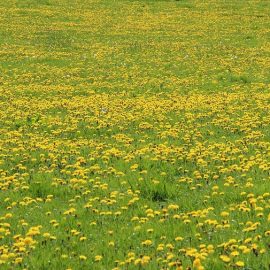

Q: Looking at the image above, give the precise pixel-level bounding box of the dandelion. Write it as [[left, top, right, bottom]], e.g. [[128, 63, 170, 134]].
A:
[[95, 255, 103, 262], [220, 255, 230, 263], [235, 261, 245, 267]]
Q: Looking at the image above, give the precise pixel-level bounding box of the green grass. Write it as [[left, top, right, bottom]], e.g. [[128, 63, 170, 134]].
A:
[[0, 0, 269, 269]]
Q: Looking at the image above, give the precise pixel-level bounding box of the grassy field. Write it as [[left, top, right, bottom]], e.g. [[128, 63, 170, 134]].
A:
[[0, 0, 270, 269]]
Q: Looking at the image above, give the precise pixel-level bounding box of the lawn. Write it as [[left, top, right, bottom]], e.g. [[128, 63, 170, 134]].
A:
[[0, 0, 269, 269]]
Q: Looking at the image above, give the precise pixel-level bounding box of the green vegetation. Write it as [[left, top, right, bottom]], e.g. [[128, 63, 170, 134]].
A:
[[0, 0, 269, 269]]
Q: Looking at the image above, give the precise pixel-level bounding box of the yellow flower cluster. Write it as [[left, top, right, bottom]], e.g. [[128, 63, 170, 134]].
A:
[[0, 0, 269, 269]]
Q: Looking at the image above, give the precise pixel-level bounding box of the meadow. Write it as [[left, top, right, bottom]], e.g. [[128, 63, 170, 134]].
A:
[[0, 0, 270, 269]]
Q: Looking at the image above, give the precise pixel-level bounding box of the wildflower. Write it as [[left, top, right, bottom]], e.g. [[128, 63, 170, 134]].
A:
[[141, 240, 152, 246], [235, 261, 245, 267], [95, 255, 103, 262], [79, 255, 87, 261], [220, 255, 230, 263]]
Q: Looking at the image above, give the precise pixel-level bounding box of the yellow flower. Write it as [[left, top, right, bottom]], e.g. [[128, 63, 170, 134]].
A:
[[193, 258, 202, 269], [141, 255, 150, 265], [24, 237, 34, 245], [15, 257, 23, 264], [134, 258, 141, 265], [235, 261, 245, 267], [220, 211, 229, 217], [168, 204, 179, 210], [0, 254, 8, 261], [5, 213, 12, 219], [43, 233, 51, 238], [79, 236, 87, 241], [230, 251, 239, 257], [220, 255, 230, 263], [109, 241, 115, 247], [141, 240, 152, 246], [130, 164, 138, 171], [95, 255, 103, 262], [175, 236, 183, 241], [63, 208, 76, 215]]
